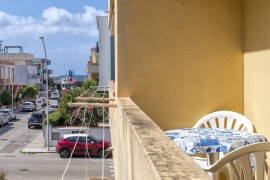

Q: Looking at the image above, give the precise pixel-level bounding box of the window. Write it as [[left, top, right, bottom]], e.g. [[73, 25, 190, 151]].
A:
[[88, 136, 98, 143], [52, 132, 60, 140], [31, 113, 43, 118], [68, 136, 79, 142], [79, 136, 87, 143]]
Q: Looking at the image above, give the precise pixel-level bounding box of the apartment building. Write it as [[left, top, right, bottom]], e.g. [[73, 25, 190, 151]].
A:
[[33, 58, 53, 90], [107, 0, 270, 179], [85, 48, 99, 81], [0, 53, 38, 92], [0, 61, 15, 93], [96, 16, 111, 87], [85, 16, 112, 87]]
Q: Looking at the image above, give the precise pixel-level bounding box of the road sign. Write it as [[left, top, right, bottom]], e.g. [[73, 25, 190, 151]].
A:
[[35, 98, 43, 107]]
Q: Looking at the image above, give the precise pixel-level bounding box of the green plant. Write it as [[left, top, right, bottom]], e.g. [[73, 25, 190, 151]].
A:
[[71, 107, 103, 127], [59, 89, 84, 123], [0, 90, 12, 105], [82, 78, 97, 90], [21, 85, 38, 100], [0, 169, 7, 180], [43, 110, 64, 127]]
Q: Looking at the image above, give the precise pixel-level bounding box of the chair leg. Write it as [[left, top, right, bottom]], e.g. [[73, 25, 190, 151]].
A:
[[207, 153, 220, 180]]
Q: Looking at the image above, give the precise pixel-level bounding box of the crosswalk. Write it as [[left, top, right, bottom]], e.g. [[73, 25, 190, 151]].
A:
[[108, 159, 115, 179]]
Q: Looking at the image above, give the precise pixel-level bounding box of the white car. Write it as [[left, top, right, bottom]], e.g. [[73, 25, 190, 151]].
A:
[[49, 104, 59, 113], [0, 109, 16, 120], [22, 102, 35, 112], [50, 92, 60, 99], [0, 112, 9, 127], [40, 97, 47, 106]]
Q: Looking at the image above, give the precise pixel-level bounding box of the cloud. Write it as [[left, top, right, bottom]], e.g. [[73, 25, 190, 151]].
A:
[[0, 6, 106, 39]]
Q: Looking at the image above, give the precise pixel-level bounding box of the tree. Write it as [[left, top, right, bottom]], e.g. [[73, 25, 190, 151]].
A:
[[82, 78, 97, 90], [59, 89, 84, 123], [21, 85, 38, 100], [0, 90, 12, 105]]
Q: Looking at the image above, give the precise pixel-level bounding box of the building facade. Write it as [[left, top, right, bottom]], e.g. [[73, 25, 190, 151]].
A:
[[0, 61, 15, 93], [97, 16, 111, 87], [85, 48, 99, 81], [33, 58, 52, 90], [107, 0, 270, 179]]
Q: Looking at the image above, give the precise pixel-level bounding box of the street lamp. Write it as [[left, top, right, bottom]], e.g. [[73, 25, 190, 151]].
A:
[[39, 36, 50, 151], [11, 69, 14, 117]]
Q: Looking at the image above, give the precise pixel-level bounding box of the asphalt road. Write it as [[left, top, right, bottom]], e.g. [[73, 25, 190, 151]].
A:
[[0, 101, 114, 180], [0, 153, 114, 180]]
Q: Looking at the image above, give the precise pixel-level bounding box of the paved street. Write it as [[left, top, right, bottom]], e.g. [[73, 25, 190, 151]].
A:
[[0, 153, 114, 180], [0, 105, 114, 180]]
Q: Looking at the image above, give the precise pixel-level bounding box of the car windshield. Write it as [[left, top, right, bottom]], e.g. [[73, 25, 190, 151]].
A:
[[23, 103, 31, 105], [50, 105, 58, 108], [31, 113, 43, 118]]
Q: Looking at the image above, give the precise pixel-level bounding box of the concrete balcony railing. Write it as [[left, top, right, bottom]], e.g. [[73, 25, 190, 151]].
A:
[[109, 95, 211, 179]]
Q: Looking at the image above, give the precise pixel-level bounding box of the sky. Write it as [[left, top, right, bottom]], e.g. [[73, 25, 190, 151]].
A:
[[0, 0, 108, 75]]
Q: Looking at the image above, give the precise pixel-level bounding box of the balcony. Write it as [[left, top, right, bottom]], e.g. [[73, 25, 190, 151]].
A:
[[86, 64, 99, 73], [108, 82, 210, 180]]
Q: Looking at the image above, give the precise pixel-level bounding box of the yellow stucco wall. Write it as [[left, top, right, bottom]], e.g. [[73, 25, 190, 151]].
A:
[[116, 0, 244, 130], [244, 1, 270, 139]]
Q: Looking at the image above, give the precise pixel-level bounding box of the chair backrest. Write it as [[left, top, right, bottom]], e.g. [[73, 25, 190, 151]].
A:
[[193, 111, 253, 132], [200, 142, 270, 180]]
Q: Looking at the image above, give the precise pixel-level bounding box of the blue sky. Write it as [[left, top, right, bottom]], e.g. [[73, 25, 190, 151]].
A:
[[0, 0, 108, 75]]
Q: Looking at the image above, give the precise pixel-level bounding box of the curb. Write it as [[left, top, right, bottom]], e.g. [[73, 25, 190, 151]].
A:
[[21, 148, 56, 154]]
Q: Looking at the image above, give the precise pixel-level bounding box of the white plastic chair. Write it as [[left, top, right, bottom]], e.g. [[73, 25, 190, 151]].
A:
[[198, 142, 270, 180], [192, 111, 254, 171], [193, 111, 253, 132]]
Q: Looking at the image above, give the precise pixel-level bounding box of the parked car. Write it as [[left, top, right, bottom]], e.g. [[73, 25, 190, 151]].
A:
[[50, 92, 60, 99], [40, 97, 47, 106], [29, 100, 37, 110], [0, 109, 12, 121], [22, 102, 35, 112], [0, 112, 9, 127], [48, 104, 59, 113], [56, 134, 111, 158], [0, 108, 16, 120], [28, 111, 45, 129]]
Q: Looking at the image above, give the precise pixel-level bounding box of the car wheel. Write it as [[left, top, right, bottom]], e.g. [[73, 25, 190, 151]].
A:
[[28, 125, 31, 129], [60, 148, 70, 158], [14, 115, 16, 120], [0, 120, 3, 127], [98, 149, 106, 158]]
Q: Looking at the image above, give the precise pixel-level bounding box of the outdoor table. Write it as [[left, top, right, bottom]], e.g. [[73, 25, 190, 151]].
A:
[[165, 128, 267, 179]]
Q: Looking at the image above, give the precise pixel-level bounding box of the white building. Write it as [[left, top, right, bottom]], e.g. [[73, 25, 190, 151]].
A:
[[0, 53, 38, 87], [14, 65, 38, 86], [96, 16, 111, 87], [0, 53, 34, 66]]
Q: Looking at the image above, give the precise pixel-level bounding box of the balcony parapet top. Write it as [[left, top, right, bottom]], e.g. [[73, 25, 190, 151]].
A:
[[115, 97, 210, 179]]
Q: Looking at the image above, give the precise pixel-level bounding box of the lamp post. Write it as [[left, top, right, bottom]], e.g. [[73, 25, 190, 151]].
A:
[[39, 36, 50, 151], [11, 68, 14, 116]]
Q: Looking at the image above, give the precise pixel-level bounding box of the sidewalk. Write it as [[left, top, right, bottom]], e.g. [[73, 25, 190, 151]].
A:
[[20, 118, 110, 154], [21, 132, 56, 153]]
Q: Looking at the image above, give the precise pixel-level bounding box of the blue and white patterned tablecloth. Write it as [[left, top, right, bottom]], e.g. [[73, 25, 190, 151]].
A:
[[165, 128, 267, 155]]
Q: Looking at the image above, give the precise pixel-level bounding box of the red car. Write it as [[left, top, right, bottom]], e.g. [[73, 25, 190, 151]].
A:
[[56, 134, 111, 158]]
